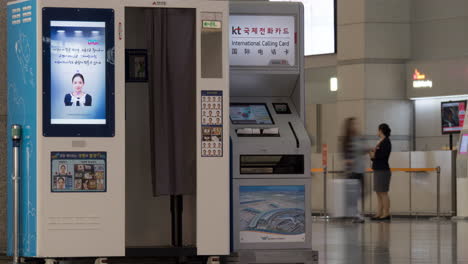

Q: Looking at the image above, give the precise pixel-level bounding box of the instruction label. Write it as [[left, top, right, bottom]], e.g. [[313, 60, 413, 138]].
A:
[[201, 91, 223, 157]]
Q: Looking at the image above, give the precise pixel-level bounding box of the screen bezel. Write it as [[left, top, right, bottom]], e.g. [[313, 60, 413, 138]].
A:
[[230, 103, 275, 125], [441, 100, 467, 135], [42, 7, 115, 137]]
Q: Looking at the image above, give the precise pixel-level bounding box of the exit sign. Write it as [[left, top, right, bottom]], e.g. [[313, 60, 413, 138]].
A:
[[202, 20, 221, 29]]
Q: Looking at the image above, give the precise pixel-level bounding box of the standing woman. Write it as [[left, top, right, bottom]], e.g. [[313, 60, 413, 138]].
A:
[[370, 123, 392, 221]]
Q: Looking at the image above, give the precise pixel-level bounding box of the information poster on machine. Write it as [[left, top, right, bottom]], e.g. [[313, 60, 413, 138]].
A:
[[239, 185, 305, 243], [50, 21, 107, 125], [230, 15, 295, 66], [201, 91, 223, 157], [51, 152, 106, 192]]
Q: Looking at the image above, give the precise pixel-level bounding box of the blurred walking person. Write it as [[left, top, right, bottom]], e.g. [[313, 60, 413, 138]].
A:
[[342, 117, 368, 223], [369, 123, 392, 221]]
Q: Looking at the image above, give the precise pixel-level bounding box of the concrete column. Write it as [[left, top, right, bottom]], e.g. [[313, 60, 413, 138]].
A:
[[336, 0, 412, 152]]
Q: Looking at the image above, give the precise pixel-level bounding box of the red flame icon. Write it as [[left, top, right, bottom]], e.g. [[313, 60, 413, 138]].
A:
[[413, 69, 426, 80]]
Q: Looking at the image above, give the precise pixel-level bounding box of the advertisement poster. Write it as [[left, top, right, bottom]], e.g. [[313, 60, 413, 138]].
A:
[[50, 21, 107, 125], [201, 91, 223, 157], [441, 101, 466, 134], [239, 185, 305, 243], [51, 152, 106, 192], [230, 15, 295, 67]]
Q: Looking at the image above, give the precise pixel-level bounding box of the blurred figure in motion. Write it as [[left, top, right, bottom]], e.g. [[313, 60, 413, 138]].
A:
[[342, 117, 368, 223]]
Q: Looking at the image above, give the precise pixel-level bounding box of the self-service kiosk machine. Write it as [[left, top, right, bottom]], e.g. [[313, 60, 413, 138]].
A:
[[229, 1, 312, 254], [456, 110, 468, 219], [7, 0, 230, 260]]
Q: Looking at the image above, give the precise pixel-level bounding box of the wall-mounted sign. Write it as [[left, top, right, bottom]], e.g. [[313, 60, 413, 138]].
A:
[[322, 144, 328, 167], [229, 15, 295, 67], [413, 69, 433, 88]]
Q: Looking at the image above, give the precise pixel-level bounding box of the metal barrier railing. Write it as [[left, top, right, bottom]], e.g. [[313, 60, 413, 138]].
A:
[[311, 166, 443, 219]]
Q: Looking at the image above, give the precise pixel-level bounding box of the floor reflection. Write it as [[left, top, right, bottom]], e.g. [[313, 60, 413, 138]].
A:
[[312, 218, 468, 264]]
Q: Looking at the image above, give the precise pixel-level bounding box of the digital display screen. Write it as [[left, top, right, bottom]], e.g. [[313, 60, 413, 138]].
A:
[[42, 8, 114, 137], [441, 101, 466, 134], [270, 0, 336, 56], [50, 21, 106, 125], [230, 103, 274, 125], [229, 15, 295, 66], [460, 134, 468, 155]]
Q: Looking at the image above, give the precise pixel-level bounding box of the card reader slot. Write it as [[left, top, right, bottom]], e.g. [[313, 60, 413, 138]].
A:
[[236, 134, 280, 137], [240, 155, 304, 174], [288, 122, 300, 148]]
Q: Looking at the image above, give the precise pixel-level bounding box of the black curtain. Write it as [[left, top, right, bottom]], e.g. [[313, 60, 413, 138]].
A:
[[145, 8, 196, 196]]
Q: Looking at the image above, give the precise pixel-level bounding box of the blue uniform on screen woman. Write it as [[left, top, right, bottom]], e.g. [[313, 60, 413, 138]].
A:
[[64, 73, 92, 106]]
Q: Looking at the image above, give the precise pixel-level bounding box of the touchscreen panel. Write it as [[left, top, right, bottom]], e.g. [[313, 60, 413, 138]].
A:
[[50, 21, 107, 125], [42, 8, 115, 137], [230, 103, 274, 125]]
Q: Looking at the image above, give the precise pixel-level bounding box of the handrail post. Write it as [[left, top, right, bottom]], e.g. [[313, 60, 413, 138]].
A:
[[409, 170, 412, 217], [321, 166, 329, 219], [370, 171, 373, 215], [437, 166, 441, 218], [431, 166, 444, 221], [11, 124, 22, 264]]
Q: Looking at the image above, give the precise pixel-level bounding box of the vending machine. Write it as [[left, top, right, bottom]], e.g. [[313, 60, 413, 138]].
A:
[[455, 109, 468, 219], [229, 1, 312, 251]]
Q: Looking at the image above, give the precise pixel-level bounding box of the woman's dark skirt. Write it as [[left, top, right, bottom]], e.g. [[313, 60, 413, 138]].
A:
[[373, 170, 391, 192]]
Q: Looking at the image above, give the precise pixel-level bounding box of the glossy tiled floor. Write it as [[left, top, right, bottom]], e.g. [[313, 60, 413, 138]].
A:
[[311, 218, 468, 264]]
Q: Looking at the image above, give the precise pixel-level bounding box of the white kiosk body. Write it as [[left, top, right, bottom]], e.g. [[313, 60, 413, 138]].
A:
[[229, 2, 312, 251], [7, 0, 230, 258], [456, 110, 468, 218]]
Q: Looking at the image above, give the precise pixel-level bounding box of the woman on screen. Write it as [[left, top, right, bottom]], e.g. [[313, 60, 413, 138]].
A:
[[64, 73, 92, 106]]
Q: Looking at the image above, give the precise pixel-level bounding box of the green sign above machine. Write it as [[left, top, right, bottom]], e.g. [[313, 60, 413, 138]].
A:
[[202, 20, 222, 29]]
